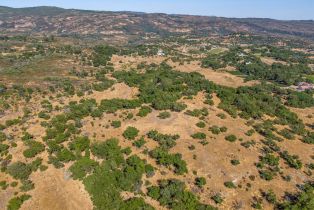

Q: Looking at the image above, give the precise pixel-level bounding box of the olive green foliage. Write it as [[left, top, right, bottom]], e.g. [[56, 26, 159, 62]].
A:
[[84, 138, 153, 210], [303, 132, 314, 144], [209, 126, 227, 135], [185, 108, 208, 117], [23, 141, 45, 158], [100, 99, 141, 113], [111, 120, 121, 128], [231, 159, 240, 166], [91, 45, 117, 67], [147, 130, 179, 150], [113, 63, 215, 111], [7, 162, 32, 180], [147, 179, 215, 210], [69, 157, 98, 180], [239, 62, 311, 85], [201, 54, 226, 70], [149, 147, 187, 175], [158, 111, 171, 119], [0, 143, 9, 154], [123, 126, 139, 140], [263, 189, 277, 204], [285, 91, 314, 108], [133, 137, 146, 148], [259, 46, 310, 63], [92, 78, 114, 92], [217, 85, 305, 136], [280, 151, 302, 169], [277, 182, 314, 210], [137, 106, 152, 117], [7, 194, 31, 210], [196, 121, 206, 128], [91, 138, 124, 165], [225, 135, 237, 142], [257, 153, 280, 181], [195, 177, 206, 187], [56, 148, 76, 162], [191, 132, 206, 140], [224, 181, 237, 189], [211, 194, 224, 204], [69, 136, 90, 154]]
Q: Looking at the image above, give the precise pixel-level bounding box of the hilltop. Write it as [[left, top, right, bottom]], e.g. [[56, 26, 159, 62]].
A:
[[1, 6, 314, 44]]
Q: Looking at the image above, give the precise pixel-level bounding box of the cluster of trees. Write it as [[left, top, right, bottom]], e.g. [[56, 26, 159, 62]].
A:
[[257, 153, 280, 181], [91, 45, 117, 67], [201, 47, 244, 70], [238, 61, 312, 86], [146, 130, 187, 174], [217, 84, 306, 137], [147, 179, 215, 209], [276, 182, 314, 209], [83, 138, 154, 209], [147, 130, 179, 150], [113, 62, 216, 111], [254, 46, 310, 63]]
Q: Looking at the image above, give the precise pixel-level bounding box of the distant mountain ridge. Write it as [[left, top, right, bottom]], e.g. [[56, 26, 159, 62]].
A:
[[1, 6, 314, 43]]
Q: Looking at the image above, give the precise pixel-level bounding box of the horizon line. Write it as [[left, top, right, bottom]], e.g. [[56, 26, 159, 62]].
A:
[[1, 5, 313, 22]]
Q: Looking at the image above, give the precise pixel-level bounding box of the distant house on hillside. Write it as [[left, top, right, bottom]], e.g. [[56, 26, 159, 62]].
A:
[[297, 82, 314, 91], [157, 49, 165, 56]]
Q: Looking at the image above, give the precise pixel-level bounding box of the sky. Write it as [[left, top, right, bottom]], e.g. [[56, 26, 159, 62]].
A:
[[1, 0, 314, 20]]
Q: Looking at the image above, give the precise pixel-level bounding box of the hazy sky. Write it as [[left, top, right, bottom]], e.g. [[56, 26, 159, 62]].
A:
[[1, 0, 314, 20]]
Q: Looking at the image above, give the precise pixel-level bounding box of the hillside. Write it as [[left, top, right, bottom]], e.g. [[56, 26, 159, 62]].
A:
[[0, 5, 314, 210], [1, 6, 314, 44]]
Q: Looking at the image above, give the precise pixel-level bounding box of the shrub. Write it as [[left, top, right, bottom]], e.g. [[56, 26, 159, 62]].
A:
[[231, 159, 240, 166], [225, 135, 237, 142], [69, 157, 98, 180], [20, 179, 34, 192], [133, 137, 146, 148], [195, 177, 206, 187], [123, 127, 139, 140], [196, 121, 206, 128], [263, 189, 277, 204], [145, 164, 155, 178], [259, 170, 275, 181], [220, 126, 228, 133], [7, 162, 32, 180], [209, 126, 221, 135], [69, 136, 90, 153], [211, 193, 224, 204], [91, 138, 124, 165], [0, 143, 9, 154], [7, 194, 31, 210], [280, 151, 302, 169], [245, 129, 255, 136], [149, 148, 187, 175], [158, 111, 171, 119], [302, 132, 314, 144], [147, 130, 179, 150], [224, 181, 237, 189], [137, 106, 152, 117], [276, 182, 314, 209], [23, 141, 45, 158], [217, 113, 226, 119], [111, 120, 121, 128], [38, 111, 50, 120], [191, 132, 206, 140], [56, 148, 76, 162]]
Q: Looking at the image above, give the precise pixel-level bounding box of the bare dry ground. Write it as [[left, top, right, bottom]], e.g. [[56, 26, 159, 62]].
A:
[[260, 57, 287, 65], [21, 167, 93, 210]]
